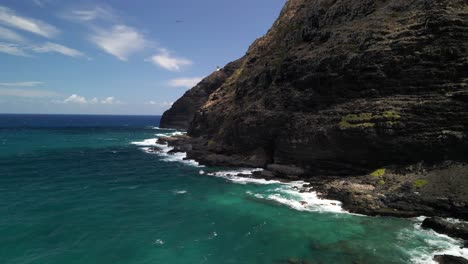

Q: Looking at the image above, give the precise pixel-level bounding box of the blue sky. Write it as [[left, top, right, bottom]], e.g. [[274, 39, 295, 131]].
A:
[[0, 0, 284, 115]]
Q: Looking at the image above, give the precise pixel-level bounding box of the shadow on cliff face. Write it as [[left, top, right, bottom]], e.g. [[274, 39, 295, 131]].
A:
[[160, 0, 468, 176]]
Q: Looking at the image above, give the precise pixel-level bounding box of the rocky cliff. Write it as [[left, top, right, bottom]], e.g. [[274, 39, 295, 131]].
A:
[[160, 58, 244, 129], [163, 0, 468, 173]]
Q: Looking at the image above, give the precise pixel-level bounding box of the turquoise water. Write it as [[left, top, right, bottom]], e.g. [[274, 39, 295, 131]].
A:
[[0, 114, 465, 264]]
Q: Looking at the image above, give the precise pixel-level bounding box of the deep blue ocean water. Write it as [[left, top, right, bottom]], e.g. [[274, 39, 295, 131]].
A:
[[0, 114, 466, 264]]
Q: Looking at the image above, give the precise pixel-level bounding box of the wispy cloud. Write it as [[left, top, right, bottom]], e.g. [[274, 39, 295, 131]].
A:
[[59, 94, 121, 105], [0, 81, 42, 87], [0, 42, 28, 56], [147, 49, 192, 71], [31, 42, 85, 58], [32, 0, 52, 7], [169, 77, 203, 88], [147, 101, 173, 107], [100, 96, 119, 104], [0, 88, 57, 97], [91, 25, 147, 61], [0, 26, 25, 43], [0, 6, 59, 38], [0, 41, 85, 58], [64, 7, 115, 22]]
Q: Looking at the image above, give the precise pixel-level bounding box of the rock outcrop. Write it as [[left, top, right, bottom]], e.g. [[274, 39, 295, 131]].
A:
[[162, 0, 468, 174], [434, 255, 468, 264], [422, 216, 468, 240], [159, 58, 244, 130]]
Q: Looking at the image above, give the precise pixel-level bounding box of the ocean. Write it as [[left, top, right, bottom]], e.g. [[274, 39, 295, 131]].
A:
[[0, 114, 466, 264]]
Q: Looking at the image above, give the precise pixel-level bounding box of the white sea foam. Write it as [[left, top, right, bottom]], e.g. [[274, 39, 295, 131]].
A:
[[403, 217, 468, 263], [153, 239, 164, 245], [207, 169, 346, 213], [134, 130, 466, 263], [208, 231, 218, 239], [155, 131, 185, 137], [146, 126, 176, 131], [270, 185, 344, 213], [131, 132, 203, 167], [207, 169, 281, 185], [131, 138, 159, 146], [173, 190, 187, 195], [244, 182, 345, 214]]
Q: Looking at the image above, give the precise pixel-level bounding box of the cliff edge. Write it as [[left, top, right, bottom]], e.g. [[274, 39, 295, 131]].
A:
[[159, 0, 468, 218]]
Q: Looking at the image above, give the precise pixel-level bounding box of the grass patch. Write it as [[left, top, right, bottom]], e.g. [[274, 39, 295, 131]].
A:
[[378, 179, 386, 185], [338, 111, 402, 129], [225, 59, 248, 86], [339, 113, 376, 129], [208, 140, 217, 148], [370, 168, 386, 178], [383, 111, 401, 119], [413, 179, 428, 188]]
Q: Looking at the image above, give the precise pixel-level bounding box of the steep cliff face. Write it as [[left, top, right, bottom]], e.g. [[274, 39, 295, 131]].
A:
[[179, 0, 467, 175], [159, 58, 244, 130]]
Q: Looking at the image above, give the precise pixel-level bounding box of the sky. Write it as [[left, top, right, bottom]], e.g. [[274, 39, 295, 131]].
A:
[[0, 0, 285, 115]]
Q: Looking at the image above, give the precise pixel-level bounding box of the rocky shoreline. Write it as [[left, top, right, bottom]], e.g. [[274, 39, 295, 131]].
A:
[[157, 0, 468, 262], [155, 134, 468, 263], [158, 135, 468, 218]]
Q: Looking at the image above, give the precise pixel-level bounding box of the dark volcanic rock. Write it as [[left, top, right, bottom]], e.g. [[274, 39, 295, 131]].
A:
[[159, 58, 244, 129], [162, 0, 468, 219], [422, 217, 468, 240], [434, 255, 468, 264], [185, 0, 468, 175]]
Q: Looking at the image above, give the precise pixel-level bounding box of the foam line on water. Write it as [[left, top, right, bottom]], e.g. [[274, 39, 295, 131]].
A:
[[208, 169, 346, 214], [405, 217, 468, 263], [133, 131, 467, 263], [131, 132, 203, 167], [207, 169, 280, 185]]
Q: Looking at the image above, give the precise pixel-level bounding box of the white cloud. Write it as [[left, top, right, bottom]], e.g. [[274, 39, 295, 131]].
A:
[[60, 94, 121, 105], [0, 26, 25, 43], [66, 7, 115, 22], [32, 0, 51, 7], [169, 77, 203, 88], [147, 49, 192, 71], [63, 94, 87, 104], [0, 81, 42, 87], [91, 25, 147, 61], [0, 88, 57, 97], [0, 42, 28, 56], [0, 6, 59, 38], [0, 41, 85, 58], [101, 96, 119, 104], [31, 42, 85, 58], [147, 101, 173, 107]]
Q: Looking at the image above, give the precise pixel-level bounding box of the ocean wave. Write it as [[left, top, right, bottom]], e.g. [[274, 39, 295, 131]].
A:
[[145, 126, 176, 131], [153, 239, 165, 245], [403, 217, 468, 263], [207, 169, 280, 185], [133, 132, 466, 263], [173, 190, 187, 195], [131, 138, 159, 146], [130, 133, 203, 167], [155, 131, 185, 137], [207, 169, 346, 214], [244, 184, 345, 214]]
